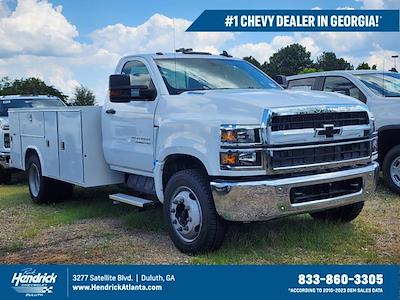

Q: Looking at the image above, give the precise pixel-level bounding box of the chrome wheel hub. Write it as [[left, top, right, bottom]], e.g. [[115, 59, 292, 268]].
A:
[[390, 156, 400, 188], [29, 163, 40, 197], [170, 187, 202, 242]]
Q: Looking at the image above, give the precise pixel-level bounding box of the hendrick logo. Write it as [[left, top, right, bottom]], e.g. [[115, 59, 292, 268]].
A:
[[315, 124, 342, 138], [11, 268, 57, 296]]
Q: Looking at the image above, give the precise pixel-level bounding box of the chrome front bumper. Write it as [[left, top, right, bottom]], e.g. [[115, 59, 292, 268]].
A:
[[211, 162, 379, 222]]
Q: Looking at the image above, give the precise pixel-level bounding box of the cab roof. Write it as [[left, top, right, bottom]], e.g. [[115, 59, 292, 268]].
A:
[[287, 70, 397, 80], [120, 52, 241, 62]]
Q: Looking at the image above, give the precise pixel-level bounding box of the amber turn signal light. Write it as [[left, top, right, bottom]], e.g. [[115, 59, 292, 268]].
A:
[[220, 152, 238, 165], [221, 130, 238, 143]]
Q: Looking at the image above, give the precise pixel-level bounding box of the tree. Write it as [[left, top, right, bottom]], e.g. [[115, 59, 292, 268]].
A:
[[298, 68, 323, 74], [265, 43, 313, 77], [356, 62, 377, 70], [71, 85, 96, 106], [0, 77, 68, 103], [243, 56, 263, 70], [316, 52, 353, 71]]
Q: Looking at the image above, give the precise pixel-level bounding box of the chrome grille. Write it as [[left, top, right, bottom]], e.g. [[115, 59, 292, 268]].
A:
[[270, 140, 371, 170], [271, 111, 369, 131]]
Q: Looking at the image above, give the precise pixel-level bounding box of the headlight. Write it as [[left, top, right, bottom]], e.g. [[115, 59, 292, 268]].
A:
[[220, 125, 261, 145], [220, 150, 262, 169], [0, 120, 9, 130]]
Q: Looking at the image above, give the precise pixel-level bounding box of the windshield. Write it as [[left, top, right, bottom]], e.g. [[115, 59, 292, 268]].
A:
[[0, 98, 65, 116], [354, 73, 400, 97], [155, 58, 280, 95]]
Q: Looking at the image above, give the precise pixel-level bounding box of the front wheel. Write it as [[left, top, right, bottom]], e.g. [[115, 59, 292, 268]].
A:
[[310, 201, 364, 223], [163, 169, 226, 254], [383, 145, 400, 195]]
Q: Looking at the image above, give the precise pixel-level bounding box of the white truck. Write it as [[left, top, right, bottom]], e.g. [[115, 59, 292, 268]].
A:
[[9, 51, 379, 253], [0, 95, 65, 184], [286, 70, 400, 194]]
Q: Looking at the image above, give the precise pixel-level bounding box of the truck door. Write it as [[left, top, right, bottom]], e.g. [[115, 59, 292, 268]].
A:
[[103, 59, 157, 175]]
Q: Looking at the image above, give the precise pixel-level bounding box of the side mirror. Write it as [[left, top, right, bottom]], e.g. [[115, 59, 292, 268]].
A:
[[274, 75, 288, 88], [109, 74, 157, 102], [109, 75, 131, 103]]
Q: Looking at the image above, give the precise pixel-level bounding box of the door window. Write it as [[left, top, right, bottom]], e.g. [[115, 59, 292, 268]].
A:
[[122, 60, 152, 88], [323, 76, 366, 102], [287, 78, 316, 90]]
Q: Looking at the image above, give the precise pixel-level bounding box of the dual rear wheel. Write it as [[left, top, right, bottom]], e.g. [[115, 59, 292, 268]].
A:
[[27, 154, 73, 203]]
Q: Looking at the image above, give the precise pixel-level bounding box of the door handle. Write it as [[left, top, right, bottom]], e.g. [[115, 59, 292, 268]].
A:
[[106, 108, 116, 115]]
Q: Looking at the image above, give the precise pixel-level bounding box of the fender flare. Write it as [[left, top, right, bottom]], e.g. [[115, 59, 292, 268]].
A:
[[23, 146, 44, 171], [154, 148, 212, 203]]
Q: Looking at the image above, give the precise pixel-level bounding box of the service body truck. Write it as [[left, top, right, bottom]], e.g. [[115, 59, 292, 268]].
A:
[[9, 52, 379, 253]]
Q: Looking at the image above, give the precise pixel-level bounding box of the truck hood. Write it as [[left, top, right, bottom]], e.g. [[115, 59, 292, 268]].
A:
[[178, 89, 368, 124]]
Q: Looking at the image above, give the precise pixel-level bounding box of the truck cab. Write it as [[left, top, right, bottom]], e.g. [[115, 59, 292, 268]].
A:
[[0, 95, 65, 183], [286, 71, 400, 194], [9, 52, 379, 253]]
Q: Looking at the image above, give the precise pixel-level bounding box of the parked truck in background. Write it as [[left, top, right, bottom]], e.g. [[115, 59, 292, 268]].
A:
[[9, 51, 379, 253], [286, 70, 400, 194], [0, 95, 65, 184]]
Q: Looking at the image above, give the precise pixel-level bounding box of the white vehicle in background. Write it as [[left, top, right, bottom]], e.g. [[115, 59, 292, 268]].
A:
[[8, 51, 379, 253], [287, 71, 400, 194], [0, 95, 65, 183]]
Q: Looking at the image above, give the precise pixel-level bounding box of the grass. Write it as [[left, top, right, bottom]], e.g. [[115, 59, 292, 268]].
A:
[[0, 175, 399, 264]]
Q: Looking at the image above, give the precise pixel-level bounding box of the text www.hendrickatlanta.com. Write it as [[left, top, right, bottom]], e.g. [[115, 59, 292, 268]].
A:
[[72, 283, 163, 292]]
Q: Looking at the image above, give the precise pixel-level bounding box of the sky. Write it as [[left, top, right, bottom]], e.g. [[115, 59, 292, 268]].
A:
[[0, 0, 399, 103]]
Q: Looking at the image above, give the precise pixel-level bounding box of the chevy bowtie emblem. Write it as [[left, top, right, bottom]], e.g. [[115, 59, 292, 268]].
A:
[[315, 124, 342, 138]]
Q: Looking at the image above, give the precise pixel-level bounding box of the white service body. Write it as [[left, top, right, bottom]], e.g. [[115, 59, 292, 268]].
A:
[[9, 106, 123, 187]]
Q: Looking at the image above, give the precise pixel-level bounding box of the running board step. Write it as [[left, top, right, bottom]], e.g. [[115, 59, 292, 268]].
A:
[[109, 193, 154, 208]]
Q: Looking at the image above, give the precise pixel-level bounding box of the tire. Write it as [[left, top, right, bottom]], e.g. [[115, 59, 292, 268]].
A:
[[382, 145, 400, 195], [27, 154, 73, 203], [310, 201, 364, 223], [163, 169, 226, 254], [0, 166, 12, 184]]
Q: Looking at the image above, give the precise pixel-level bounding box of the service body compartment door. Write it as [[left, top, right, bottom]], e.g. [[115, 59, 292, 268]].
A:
[[58, 111, 83, 183], [42, 112, 60, 178], [20, 111, 45, 137], [8, 112, 22, 169]]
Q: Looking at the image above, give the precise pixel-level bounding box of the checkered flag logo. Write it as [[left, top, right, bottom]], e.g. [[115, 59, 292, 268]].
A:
[[42, 286, 53, 293]]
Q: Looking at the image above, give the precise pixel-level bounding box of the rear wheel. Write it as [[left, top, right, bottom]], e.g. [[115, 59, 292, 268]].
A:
[[27, 154, 73, 203], [383, 145, 400, 195], [310, 201, 364, 223], [163, 169, 226, 254], [0, 166, 11, 184]]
